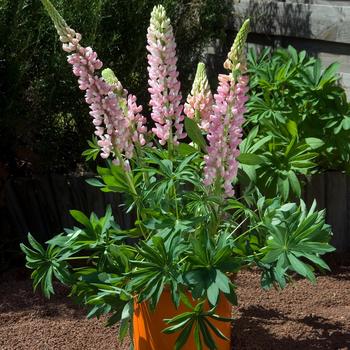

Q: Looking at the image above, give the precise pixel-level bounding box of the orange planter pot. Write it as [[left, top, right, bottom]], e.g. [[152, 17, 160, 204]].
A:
[[133, 290, 232, 350]]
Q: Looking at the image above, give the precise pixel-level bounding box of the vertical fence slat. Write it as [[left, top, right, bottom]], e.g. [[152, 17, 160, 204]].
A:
[[4, 180, 29, 239], [37, 176, 61, 236], [84, 179, 105, 217], [50, 174, 74, 229], [326, 172, 348, 252], [69, 176, 87, 213], [304, 173, 326, 210]]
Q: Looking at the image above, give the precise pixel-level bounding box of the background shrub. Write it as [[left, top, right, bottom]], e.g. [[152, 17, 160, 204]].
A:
[[238, 46, 350, 201]]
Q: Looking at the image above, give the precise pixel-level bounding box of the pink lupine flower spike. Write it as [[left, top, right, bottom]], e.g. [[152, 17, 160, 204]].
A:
[[146, 5, 186, 147], [204, 19, 250, 197]]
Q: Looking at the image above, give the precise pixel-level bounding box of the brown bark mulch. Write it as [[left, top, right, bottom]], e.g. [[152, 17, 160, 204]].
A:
[[1, 261, 349, 350]]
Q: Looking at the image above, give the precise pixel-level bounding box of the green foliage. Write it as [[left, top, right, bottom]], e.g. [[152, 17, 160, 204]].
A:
[[240, 46, 350, 200], [1, 0, 227, 174], [21, 147, 334, 348], [20, 233, 72, 298], [163, 297, 231, 350], [257, 198, 334, 288]]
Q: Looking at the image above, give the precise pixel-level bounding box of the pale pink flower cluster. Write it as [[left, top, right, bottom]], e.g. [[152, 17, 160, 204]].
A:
[[204, 74, 249, 197], [184, 63, 213, 131], [184, 92, 213, 131], [60, 28, 146, 161], [146, 5, 186, 145]]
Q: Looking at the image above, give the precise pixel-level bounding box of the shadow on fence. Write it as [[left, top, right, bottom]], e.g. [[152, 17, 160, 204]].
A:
[[304, 171, 350, 253], [1, 171, 349, 271]]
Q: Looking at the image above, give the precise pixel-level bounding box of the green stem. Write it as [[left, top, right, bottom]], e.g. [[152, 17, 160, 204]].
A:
[[168, 124, 174, 160], [230, 222, 263, 242], [114, 148, 147, 239], [173, 184, 179, 220]]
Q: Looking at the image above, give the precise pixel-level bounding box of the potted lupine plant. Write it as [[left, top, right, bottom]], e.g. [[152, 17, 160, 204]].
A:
[[21, 1, 335, 349]]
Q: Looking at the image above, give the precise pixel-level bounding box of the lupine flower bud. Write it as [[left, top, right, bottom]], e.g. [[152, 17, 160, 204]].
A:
[[184, 62, 213, 131], [147, 5, 186, 146], [102, 68, 127, 97], [224, 19, 250, 72]]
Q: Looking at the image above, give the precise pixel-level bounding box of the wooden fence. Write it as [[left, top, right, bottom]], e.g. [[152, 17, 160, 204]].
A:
[[3, 172, 350, 253], [3, 174, 132, 244]]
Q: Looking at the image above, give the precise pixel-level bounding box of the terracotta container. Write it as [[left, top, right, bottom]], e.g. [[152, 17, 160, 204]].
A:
[[133, 290, 232, 350]]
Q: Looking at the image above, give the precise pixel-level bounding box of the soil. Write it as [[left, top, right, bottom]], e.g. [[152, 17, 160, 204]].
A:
[[1, 261, 350, 350]]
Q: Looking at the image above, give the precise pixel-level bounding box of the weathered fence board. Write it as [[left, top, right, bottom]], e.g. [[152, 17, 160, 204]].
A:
[[326, 172, 348, 251], [304, 173, 326, 210], [303, 172, 350, 252], [4, 175, 127, 243]]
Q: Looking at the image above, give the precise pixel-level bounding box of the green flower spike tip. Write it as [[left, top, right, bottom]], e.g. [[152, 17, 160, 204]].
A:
[[224, 18, 250, 72]]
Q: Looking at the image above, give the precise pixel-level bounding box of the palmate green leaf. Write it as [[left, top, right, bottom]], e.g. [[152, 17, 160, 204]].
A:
[[165, 301, 231, 350], [258, 198, 334, 288], [82, 147, 100, 161], [249, 135, 272, 153], [128, 236, 182, 308], [164, 312, 195, 328], [178, 143, 198, 156], [164, 318, 192, 334], [119, 319, 129, 341], [21, 233, 73, 298], [117, 301, 133, 341], [277, 177, 289, 201], [261, 248, 284, 264], [239, 126, 259, 153], [293, 251, 330, 271], [27, 233, 46, 255], [319, 62, 340, 88]]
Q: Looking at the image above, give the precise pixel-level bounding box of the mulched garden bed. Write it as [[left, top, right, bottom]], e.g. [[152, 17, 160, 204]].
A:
[[1, 260, 349, 350]]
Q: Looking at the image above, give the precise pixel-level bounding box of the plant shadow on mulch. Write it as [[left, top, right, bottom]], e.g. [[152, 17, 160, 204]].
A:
[[1, 258, 350, 350], [232, 305, 350, 350], [0, 268, 84, 320]]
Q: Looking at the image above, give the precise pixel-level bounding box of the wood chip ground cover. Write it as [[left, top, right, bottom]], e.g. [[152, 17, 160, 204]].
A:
[[1, 263, 349, 350]]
